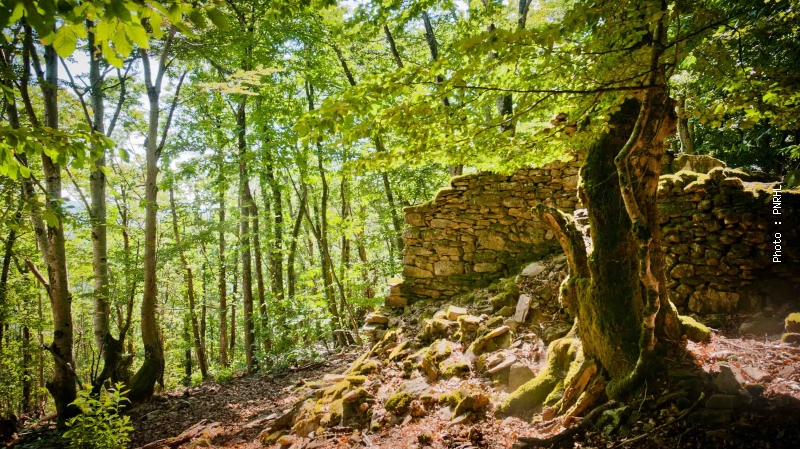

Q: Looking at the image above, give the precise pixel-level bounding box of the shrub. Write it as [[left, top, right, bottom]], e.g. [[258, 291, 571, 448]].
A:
[[62, 383, 133, 449]]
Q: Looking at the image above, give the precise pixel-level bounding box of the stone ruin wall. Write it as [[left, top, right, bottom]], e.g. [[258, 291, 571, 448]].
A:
[[394, 155, 800, 315], [659, 167, 800, 315], [399, 156, 583, 301]]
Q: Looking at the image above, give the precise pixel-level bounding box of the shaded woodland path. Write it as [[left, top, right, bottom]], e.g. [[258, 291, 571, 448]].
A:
[[126, 351, 359, 448]]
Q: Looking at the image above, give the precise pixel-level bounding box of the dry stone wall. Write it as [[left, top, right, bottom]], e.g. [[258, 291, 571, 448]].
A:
[[658, 167, 800, 314], [400, 156, 583, 301], [395, 155, 799, 315]]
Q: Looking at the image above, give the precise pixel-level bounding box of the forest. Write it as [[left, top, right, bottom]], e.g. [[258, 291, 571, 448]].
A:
[[0, 0, 798, 448]]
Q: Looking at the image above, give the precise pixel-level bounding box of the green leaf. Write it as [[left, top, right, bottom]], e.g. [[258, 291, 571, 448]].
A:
[[52, 26, 77, 58], [118, 148, 130, 162], [19, 164, 30, 178], [206, 7, 230, 30], [125, 23, 149, 49]]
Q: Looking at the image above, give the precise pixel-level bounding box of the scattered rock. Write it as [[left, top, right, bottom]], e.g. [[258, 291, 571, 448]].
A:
[[487, 354, 517, 374], [714, 364, 749, 396], [739, 317, 784, 336], [446, 306, 468, 321], [514, 294, 532, 323], [365, 313, 389, 324], [521, 262, 546, 277], [742, 366, 772, 383], [508, 363, 536, 392]]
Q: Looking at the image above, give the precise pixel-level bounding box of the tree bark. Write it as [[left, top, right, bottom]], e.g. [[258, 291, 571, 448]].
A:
[[264, 154, 285, 302], [251, 200, 268, 353], [287, 184, 307, 298], [236, 98, 256, 373], [217, 152, 228, 367], [676, 96, 694, 154], [35, 36, 78, 427], [130, 28, 180, 401], [169, 186, 209, 379]]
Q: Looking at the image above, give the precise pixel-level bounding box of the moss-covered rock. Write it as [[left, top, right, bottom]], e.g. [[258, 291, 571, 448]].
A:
[[496, 335, 582, 417], [385, 391, 414, 415], [453, 390, 489, 417], [439, 360, 470, 379], [498, 305, 515, 317], [438, 390, 464, 408], [782, 332, 800, 344], [350, 359, 379, 375], [679, 315, 711, 342], [785, 313, 800, 333]]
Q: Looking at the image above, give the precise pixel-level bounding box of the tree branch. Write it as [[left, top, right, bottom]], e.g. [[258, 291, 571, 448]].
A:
[[156, 70, 188, 157]]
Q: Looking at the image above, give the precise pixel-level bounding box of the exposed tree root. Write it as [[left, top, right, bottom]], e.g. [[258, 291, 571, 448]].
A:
[[512, 400, 619, 449]]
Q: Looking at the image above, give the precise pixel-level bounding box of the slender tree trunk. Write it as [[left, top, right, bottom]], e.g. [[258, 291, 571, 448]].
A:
[[22, 325, 32, 413], [236, 99, 256, 373], [264, 156, 285, 301], [217, 155, 228, 367], [251, 201, 268, 353], [87, 26, 124, 394], [37, 39, 78, 427], [229, 303, 236, 362], [130, 30, 181, 401], [169, 187, 209, 379], [182, 315, 192, 387], [0, 225, 15, 356], [287, 185, 307, 298], [676, 96, 694, 154]]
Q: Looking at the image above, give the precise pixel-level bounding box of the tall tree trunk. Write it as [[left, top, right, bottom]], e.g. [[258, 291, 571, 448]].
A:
[[236, 98, 256, 373], [130, 29, 180, 401], [36, 37, 78, 427], [229, 303, 236, 362], [169, 187, 209, 379], [87, 26, 124, 394], [217, 154, 228, 367]]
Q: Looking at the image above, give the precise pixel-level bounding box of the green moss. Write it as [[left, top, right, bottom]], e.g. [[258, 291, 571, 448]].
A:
[[496, 336, 582, 417], [781, 333, 800, 344], [438, 390, 464, 408], [351, 359, 379, 375], [498, 305, 515, 317], [388, 341, 409, 361], [679, 315, 711, 342], [346, 375, 367, 384], [440, 360, 470, 379], [453, 391, 488, 417], [385, 391, 414, 414], [328, 399, 344, 424]]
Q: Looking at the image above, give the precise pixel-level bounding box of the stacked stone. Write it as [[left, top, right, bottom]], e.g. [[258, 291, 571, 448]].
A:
[[658, 167, 800, 314], [397, 156, 583, 303]]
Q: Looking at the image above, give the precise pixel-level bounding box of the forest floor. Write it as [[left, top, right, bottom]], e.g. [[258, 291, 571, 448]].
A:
[[118, 254, 800, 449], [116, 329, 800, 449], [8, 256, 800, 449]]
